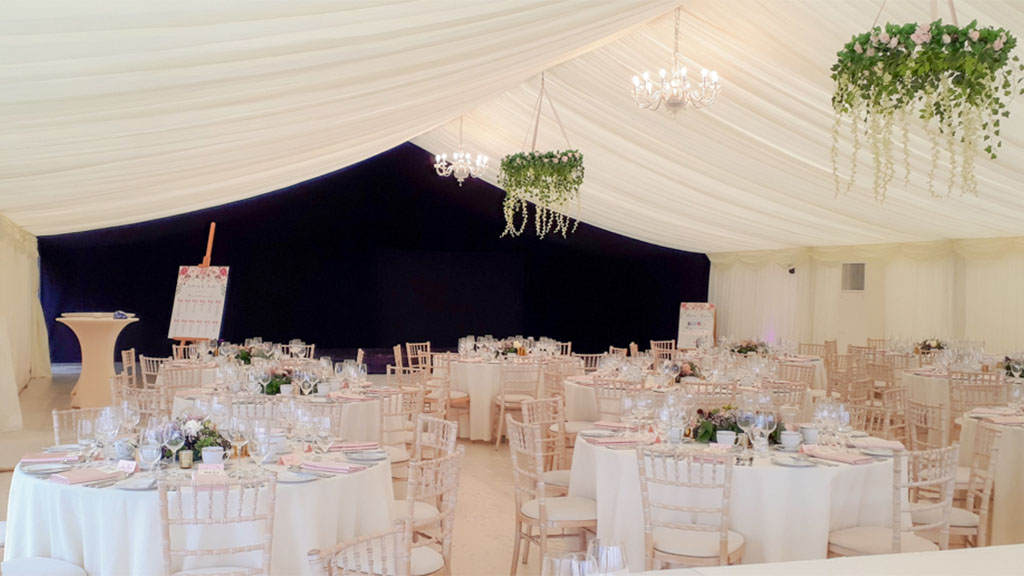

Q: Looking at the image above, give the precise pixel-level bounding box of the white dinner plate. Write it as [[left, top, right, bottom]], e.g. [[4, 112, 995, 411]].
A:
[[770, 456, 816, 468], [45, 444, 81, 453], [772, 445, 801, 453], [21, 463, 73, 475], [860, 448, 895, 457], [578, 429, 617, 438], [114, 476, 157, 490], [345, 450, 389, 462], [276, 470, 318, 483]]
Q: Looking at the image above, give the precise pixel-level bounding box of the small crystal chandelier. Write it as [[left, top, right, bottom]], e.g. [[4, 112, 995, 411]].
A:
[[434, 116, 488, 186], [632, 7, 721, 113]]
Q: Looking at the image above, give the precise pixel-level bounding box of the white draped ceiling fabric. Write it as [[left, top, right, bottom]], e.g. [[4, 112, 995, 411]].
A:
[[2, 0, 1024, 410]]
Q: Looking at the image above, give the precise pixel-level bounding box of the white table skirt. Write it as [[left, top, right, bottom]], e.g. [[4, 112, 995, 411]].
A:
[[636, 544, 1024, 576], [902, 372, 949, 406], [155, 366, 217, 387], [450, 361, 503, 441], [4, 461, 394, 576], [960, 417, 1024, 545], [569, 441, 892, 571], [171, 396, 382, 442]]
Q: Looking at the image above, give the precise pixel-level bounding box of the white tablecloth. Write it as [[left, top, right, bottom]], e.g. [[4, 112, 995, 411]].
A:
[[960, 416, 1024, 545], [902, 371, 949, 405], [562, 375, 659, 423], [171, 396, 382, 442], [569, 441, 893, 571], [637, 544, 1024, 576], [450, 360, 503, 441], [4, 460, 394, 576], [155, 365, 217, 387]]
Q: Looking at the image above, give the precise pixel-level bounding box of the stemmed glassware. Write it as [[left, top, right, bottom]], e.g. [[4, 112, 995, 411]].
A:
[[1011, 358, 1023, 380], [620, 396, 638, 433], [541, 553, 591, 576], [163, 422, 185, 470], [140, 419, 167, 475], [314, 417, 334, 456], [248, 423, 274, 472], [226, 417, 249, 475], [587, 538, 629, 576], [736, 394, 758, 458], [120, 400, 141, 436], [77, 417, 98, 464], [95, 407, 121, 464]]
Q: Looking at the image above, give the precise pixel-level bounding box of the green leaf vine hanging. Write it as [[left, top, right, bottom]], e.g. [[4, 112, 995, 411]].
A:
[[831, 17, 1023, 201], [499, 74, 585, 238]]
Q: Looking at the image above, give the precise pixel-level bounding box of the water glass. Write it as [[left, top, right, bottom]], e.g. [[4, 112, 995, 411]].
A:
[[541, 553, 591, 576], [587, 539, 629, 575]]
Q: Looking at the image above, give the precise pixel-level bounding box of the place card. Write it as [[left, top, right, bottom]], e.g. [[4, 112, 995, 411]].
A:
[[278, 453, 303, 467], [116, 460, 137, 474]]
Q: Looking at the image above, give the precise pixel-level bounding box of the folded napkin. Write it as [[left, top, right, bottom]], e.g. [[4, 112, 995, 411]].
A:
[[983, 415, 1024, 425], [328, 391, 366, 402], [329, 442, 380, 452], [51, 468, 121, 485], [21, 451, 77, 464], [300, 461, 366, 474], [851, 438, 905, 451], [801, 446, 873, 465], [968, 407, 1016, 416], [593, 421, 631, 431]]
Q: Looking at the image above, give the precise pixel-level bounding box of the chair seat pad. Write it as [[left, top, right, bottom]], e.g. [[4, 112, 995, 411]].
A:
[[828, 526, 939, 555], [651, 526, 745, 558], [385, 445, 411, 464], [910, 503, 979, 528], [521, 496, 596, 522], [1, 557, 88, 576], [495, 394, 534, 405], [393, 499, 442, 525], [411, 546, 445, 576], [542, 469, 571, 487], [175, 568, 256, 575]]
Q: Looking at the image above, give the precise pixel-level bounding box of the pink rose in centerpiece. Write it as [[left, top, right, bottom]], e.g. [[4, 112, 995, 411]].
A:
[[888, 37, 899, 48], [910, 25, 931, 45], [854, 42, 863, 54], [969, 29, 980, 42], [942, 34, 951, 44], [994, 36, 1005, 51], [879, 31, 890, 44], [681, 363, 692, 376]]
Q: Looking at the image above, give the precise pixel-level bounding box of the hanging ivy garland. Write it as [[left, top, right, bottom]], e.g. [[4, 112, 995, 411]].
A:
[[499, 73, 585, 239], [831, 19, 1023, 201], [499, 149, 584, 238]]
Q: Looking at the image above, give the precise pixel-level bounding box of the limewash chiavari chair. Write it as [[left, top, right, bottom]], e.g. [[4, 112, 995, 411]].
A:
[[121, 348, 137, 387], [158, 470, 277, 576], [828, 444, 959, 557], [908, 400, 949, 451], [635, 447, 745, 569], [541, 360, 575, 399], [848, 344, 876, 359], [761, 380, 806, 409], [777, 363, 815, 389], [121, 385, 172, 428], [308, 520, 412, 576], [629, 342, 640, 357], [869, 386, 908, 443], [798, 342, 826, 357], [391, 416, 460, 556], [140, 355, 172, 387], [52, 407, 105, 446], [171, 343, 198, 360], [393, 345, 405, 369], [506, 416, 596, 576], [232, 397, 281, 422], [428, 353, 469, 424], [867, 363, 897, 402], [355, 348, 365, 366], [608, 346, 628, 357], [823, 339, 838, 371], [885, 353, 915, 370], [593, 376, 646, 422], [406, 342, 432, 370], [844, 403, 870, 432], [867, 338, 889, 350], [650, 339, 676, 364], [161, 365, 205, 389], [684, 381, 737, 412], [405, 447, 464, 575], [572, 353, 606, 373], [413, 414, 459, 463], [554, 341, 572, 356], [950, 372, 1006, 415], [291, 397, 347, 438], [492, 360, 542, 449], [522, 398, 571, 495], [380, 387, 426, 477], [110, 373, 128, 406]]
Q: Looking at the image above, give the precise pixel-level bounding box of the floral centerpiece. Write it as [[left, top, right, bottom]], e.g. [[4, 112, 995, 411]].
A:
[[168, 415, 231, 461], [918, 338, 945, 352], [264, 369, 291, 395], [692, 405, 783, 444], [675, 360, 702, 380], [730, 340, 766, 355], [234, 346, 270, 365], [831, 19, 1023, 201], [499, 150, 584, 239]]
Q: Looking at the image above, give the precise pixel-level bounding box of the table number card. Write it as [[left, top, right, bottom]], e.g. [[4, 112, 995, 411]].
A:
[[167, 266, 229, 340], [677, 302, 715, 349], [116, 460, 137, 474]]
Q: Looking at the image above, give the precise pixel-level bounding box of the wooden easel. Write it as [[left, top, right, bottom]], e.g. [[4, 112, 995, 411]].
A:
[[172, 222, 216, 349]]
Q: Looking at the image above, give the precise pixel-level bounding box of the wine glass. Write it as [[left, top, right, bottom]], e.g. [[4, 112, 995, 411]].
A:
[[314, 417, 334, 455], [77, 417, 97, 464], [1011, 359, 1023, 380], [541, 553, 592, 576], [654, 404, 673, 443], [299, 373, 315, 396], [141, 419, 168, 474], [620, 395, 638, 432], [736, 395, 758, 457], [257, 369, 272, 395], [248, 424, 273, 470], [121, 400, 141, 436], [587, 538, 629, 576], [163, 423, 185, 466], [95, 407, 121, 464]]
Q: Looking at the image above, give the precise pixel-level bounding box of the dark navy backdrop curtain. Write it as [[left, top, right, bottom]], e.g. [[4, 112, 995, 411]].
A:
[[39, 143, 710, 363]]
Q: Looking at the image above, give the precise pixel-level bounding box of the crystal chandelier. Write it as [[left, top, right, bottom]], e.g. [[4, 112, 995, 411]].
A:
[[434, 116, 488, 186], [632, 7, 721, 112]]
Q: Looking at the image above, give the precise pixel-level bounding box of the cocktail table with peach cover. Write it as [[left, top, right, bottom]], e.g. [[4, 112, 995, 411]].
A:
[[569, 439, 892, 571]]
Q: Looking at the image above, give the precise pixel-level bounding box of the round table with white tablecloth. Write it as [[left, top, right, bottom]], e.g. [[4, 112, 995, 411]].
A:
[[960, 414, 1024, 545], [562, 374, 662, 423], [568, 440, 893, 571], [901, 369, 950, 405], [449, 359, 504, 441], [3, 459, 394, 576], [171, 395, 382, 442]]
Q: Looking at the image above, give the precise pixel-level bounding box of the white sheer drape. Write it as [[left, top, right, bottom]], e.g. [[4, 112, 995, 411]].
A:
[[709, 239, 1024, 355], [0, 214, 51, 431]]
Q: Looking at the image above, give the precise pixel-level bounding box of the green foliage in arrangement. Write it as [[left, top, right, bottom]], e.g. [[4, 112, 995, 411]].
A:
[[498, 149, 584, 239]]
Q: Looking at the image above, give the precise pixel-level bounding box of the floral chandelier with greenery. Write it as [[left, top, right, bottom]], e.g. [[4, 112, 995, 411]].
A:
[[499, 74, 584, 239], [831, 6, 1023, 202]]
